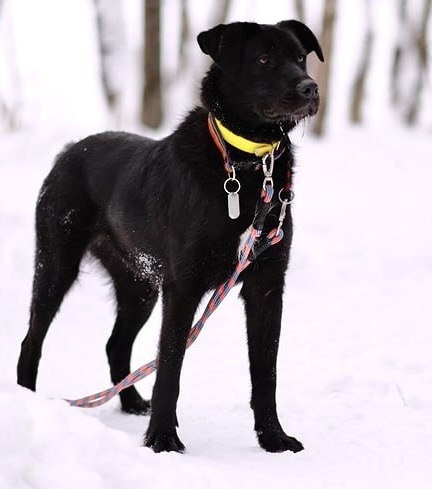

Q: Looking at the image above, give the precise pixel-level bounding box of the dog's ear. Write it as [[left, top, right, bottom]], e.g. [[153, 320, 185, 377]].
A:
[[197, 24, 226, 63], [277, 20, 324, 62], [197, 23, 260, 74]]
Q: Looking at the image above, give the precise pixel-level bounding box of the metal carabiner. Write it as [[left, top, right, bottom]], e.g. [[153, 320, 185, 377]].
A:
[[262, 151, 275, 189], [262, 151, 275, 179]]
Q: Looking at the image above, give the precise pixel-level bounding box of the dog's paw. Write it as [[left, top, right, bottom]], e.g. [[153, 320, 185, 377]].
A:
[[144, 430, 185, 453], [257, 428, 304, 453], [120, 391, 151, 415]]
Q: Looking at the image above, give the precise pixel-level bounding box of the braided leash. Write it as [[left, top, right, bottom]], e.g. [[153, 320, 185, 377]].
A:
[[65, 114, 293, 409], [65, 184, 284, 408]]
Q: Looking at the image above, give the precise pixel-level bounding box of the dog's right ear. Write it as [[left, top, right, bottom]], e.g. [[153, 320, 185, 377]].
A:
[[197, 23, 260, 75]]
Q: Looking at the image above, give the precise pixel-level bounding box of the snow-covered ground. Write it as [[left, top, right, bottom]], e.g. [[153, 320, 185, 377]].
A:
[[1, 124, 431, 489]]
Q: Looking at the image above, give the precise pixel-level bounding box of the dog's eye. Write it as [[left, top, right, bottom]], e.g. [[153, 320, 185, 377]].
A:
[[297, 55, 305, 63], [257, 55, 270, 65]]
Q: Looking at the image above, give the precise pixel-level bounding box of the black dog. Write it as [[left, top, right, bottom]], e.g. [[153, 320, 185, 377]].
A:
[[17, 20, 323, 453]]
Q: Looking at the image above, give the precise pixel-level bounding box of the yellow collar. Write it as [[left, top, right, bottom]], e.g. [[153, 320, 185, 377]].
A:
[[214, 118, 280, 157]]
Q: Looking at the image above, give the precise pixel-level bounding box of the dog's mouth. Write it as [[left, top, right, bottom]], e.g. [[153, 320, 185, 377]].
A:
[[259, 92, 320, 123], [261, 103, 318, 123]]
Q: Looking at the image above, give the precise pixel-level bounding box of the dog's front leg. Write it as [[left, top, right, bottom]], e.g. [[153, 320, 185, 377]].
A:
[[241, 258, 304, 453], [144, 279, 205, 453]]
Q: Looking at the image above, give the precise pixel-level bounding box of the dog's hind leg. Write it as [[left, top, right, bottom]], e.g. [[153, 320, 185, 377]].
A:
[[94, 244, 159, 414], [107, 282, 158, 414], [17, 162, 96, 391], [17, 208, 92, 391]]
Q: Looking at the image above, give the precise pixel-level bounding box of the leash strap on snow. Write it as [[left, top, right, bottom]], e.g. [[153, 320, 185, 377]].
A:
[[65, 183, 285, 409]]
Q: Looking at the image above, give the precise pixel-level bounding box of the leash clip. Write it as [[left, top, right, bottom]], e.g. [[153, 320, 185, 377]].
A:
[[277, 200, 288, 235], [262, 151, 275, 189], [276, 188, 295, 234]]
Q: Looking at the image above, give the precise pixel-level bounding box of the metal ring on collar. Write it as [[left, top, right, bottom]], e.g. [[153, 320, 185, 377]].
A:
[[224, 177, 241, 194], [278, 188, 295, 204]]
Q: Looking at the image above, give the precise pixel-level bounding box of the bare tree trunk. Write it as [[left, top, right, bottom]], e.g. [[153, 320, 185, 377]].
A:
[[178, 0, 230, 77], [350, 0, 373, 124], [178, 0, 190, 72], [212, 0, 231, 26], [0, 0, 19, 130], [405, 0, 431, 125], [294, 0, 305, 22], [313, 0, 336, 137], [93, 0, 125, 112], [391, 0, 407, 106], [142, 0, 162, 128]]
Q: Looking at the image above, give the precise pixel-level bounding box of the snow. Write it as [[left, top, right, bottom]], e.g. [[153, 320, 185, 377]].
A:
[[1, 125, 432, 489], [1, 0, 432, 487], [4, 0, 107, 131]]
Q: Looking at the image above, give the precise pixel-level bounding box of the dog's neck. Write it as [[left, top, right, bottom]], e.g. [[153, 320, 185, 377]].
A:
[[200, 65, 296, 144]]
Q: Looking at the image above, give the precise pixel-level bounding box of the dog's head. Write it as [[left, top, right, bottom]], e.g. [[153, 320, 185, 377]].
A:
[[198, 21, 324, 130]]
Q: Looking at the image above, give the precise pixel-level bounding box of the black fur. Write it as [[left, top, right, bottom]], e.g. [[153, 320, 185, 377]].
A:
[[17, 21, 323, 453]]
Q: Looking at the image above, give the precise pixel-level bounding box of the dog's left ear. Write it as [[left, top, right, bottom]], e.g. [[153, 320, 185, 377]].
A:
[[277, 20, 324, 62]]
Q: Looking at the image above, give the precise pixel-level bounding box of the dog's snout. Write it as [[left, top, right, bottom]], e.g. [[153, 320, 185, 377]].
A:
[[297, 80, 319, 100]]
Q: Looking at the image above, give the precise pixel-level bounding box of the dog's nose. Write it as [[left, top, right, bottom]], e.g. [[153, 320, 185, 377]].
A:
[[297, 80, 319, 100]]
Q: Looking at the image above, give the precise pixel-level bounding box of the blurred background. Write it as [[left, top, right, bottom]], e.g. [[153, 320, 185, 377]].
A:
[[0, 0, 431, 138]]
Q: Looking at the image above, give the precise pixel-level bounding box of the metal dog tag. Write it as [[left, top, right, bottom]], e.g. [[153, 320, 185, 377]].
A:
[[224, 173, 241, 220], [227, 192, 240, 219]]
